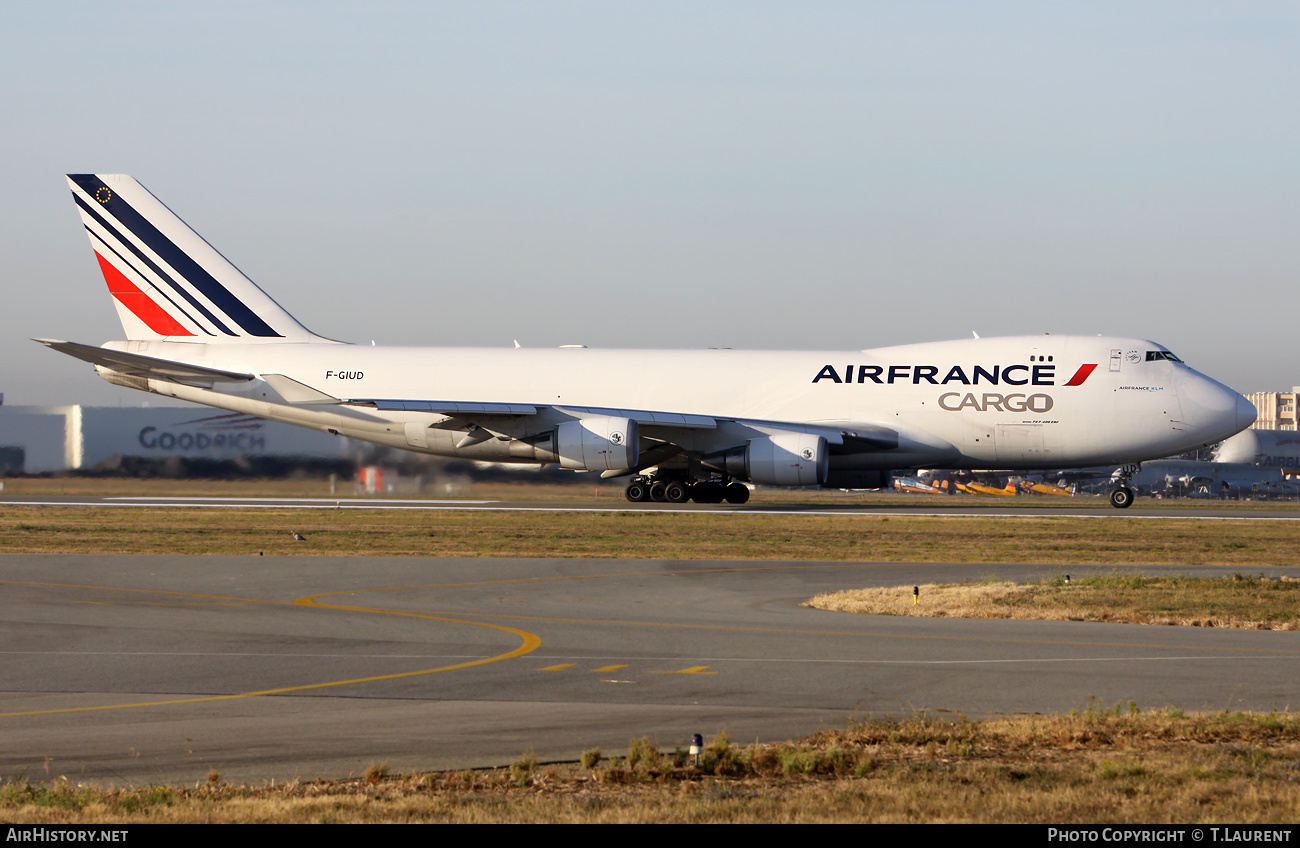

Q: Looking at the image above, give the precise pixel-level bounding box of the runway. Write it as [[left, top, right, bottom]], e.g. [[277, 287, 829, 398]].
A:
[[1, 553, 1298, 785], [3, 492, 1300, 520]]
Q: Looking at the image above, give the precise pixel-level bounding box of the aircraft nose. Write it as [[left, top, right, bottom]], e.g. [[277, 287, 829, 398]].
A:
[[1235, 391, 1258, 431], [1177, 370, 1255, 441]]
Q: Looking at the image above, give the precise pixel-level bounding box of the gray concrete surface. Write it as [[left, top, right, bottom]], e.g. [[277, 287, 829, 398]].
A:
[[0, 553, 1296, 785]]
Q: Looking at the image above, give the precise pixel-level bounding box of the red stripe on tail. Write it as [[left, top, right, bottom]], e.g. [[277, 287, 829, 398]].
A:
[[95, 252, 194, 337]]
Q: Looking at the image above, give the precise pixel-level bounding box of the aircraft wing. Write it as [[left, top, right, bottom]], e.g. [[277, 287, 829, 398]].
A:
[[32, 340, 905, 456], [354, 399, 716, 429], [34, 339, 255, 384], [36, 336, 912, 463], [346, 396, 901, 453]]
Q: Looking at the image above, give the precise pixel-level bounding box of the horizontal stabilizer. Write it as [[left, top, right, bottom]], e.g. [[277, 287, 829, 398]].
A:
[[34, 339, 253, 384]]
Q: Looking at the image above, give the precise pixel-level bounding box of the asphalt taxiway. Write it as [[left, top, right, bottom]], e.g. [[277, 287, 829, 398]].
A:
[[1, 553, 1298, 785]]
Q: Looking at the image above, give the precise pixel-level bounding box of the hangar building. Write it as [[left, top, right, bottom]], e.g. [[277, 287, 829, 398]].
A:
[[0, 404, 350, 473]]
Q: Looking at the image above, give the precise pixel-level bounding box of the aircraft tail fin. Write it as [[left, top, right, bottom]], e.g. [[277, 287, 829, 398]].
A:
[[66, 174, 326, 343]]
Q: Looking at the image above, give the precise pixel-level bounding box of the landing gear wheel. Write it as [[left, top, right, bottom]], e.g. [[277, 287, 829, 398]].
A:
[[649, 481, 668, 502], [724, 483, 751, 504], [1109, 487, 1134, 509], [691, 482, 723, 503], [664, 482, 690, 503], [625, 482, 648, 503]]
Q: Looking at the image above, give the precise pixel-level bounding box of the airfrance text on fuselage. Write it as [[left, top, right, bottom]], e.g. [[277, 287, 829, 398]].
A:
[[812, 364, 1056, 386]]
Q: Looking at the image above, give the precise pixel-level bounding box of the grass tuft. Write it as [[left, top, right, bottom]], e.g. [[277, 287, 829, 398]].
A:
[[510, 751, 537, 788], [363, 761, 389, 786], [626, 737, 659, 771]]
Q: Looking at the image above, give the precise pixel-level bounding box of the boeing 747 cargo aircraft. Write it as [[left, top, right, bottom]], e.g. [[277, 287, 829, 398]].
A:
[[40, 175, 1256, 507]]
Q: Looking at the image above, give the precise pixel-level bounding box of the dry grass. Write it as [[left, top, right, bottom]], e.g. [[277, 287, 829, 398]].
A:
[[4, 710, 1300, 822], [0, 476, 600, 502], [807, 573, 1300, 628], [0, 507, 1298, 565]]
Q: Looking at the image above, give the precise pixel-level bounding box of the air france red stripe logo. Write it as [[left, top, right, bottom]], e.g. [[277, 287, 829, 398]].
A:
[[1063, 364, 1098, 386]]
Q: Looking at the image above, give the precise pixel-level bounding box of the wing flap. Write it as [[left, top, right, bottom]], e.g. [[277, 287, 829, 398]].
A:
[[557, 406, 717, 430], [350, 399, 540, 415], [260, 374, 342, 405]]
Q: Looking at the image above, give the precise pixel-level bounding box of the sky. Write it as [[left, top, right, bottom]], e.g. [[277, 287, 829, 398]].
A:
[[3, 1, 1298, 406]]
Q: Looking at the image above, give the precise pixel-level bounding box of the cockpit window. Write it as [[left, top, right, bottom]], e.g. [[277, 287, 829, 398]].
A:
[[1145, 351, 1183, 363]]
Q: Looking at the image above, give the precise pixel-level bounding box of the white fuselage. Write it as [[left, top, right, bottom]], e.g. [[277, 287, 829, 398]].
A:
[[101, 334, 1255, 474]]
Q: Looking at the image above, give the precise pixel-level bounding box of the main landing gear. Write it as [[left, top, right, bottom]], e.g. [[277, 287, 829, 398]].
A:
[[624, 475, 750, 505]]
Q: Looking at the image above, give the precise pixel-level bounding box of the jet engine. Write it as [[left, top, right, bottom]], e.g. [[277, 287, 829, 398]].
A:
[[702, 433, 828, 486], [509, 416, 639, 471]]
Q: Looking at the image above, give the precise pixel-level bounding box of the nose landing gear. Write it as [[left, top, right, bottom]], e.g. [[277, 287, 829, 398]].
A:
[[1108, 463, 1139, 509]]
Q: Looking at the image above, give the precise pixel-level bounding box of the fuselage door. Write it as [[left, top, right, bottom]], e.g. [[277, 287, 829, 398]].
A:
[[404, 422, 430, 449], [995, 423, 1045, 464]]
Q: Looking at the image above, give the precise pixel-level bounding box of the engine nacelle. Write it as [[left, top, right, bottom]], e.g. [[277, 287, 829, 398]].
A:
[[702, 433, 828, 487], [555, 416, 639, 471]]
